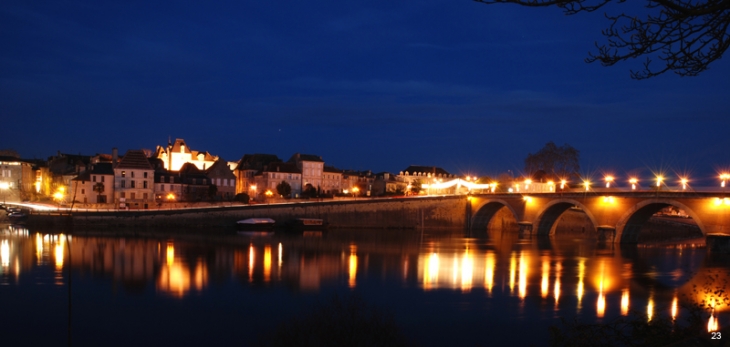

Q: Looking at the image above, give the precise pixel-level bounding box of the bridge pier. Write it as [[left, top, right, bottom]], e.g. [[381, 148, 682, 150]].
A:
[[518, 222, 533, 238], [597, 226, 616, 243]]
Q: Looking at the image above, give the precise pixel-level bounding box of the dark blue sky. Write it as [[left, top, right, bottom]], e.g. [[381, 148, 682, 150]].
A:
[[2, 1, 728, 184]]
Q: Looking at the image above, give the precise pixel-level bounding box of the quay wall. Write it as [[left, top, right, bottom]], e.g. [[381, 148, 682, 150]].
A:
[[26, 196, 468, 230]]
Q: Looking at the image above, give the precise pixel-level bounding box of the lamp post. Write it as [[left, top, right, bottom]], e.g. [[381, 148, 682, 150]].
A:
[[721, 174, 729, 189], [680, 178, 689, 191], [605, 176, 614, 188], [352, 186, 359, 199], [629, 178, 638, 191]]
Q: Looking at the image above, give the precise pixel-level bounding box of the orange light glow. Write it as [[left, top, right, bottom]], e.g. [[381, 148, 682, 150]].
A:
[[1, 240, 9, 267], [577, 259, 585, 310], [264, 245, 272, 282], [621, 288, 630, 315], [461, 249, 474, 292], [518, 252, 528, 299], [485, 252, 495, 295], [709, 309, 719, 332], [605, 175, 614, 188], [629, 178, 638, 190], [348, 251, 358, 288], [541, 258, 550, 298], [554, 261, 562, 306]]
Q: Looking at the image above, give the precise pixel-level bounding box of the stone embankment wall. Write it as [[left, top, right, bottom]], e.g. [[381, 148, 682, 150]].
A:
[[27, 196, 468, 230]]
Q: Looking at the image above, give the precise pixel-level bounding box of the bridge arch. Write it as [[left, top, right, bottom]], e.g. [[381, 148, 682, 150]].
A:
[[470, 199, 519, 231], [534, 199, 600, 236], [615, 199, 708, 243]]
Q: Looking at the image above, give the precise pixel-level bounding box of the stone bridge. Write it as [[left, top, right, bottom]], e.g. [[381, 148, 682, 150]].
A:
[[469, 191, 730, 243]]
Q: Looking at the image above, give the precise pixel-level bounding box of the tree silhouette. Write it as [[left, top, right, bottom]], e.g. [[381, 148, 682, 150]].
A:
[[93, 182, 105, 203], [525, 142, 580, 179], [276, 181, 292, 198], [474, 0, 730, 79]]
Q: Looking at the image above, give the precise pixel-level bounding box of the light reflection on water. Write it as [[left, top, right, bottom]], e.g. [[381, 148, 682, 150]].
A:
[[0, 225, 728, 345]]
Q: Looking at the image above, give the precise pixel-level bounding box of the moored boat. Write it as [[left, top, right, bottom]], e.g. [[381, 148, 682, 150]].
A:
[[236, 218, 275, 233], [7, 212, 28, 224], [285, 218, 328, 232]]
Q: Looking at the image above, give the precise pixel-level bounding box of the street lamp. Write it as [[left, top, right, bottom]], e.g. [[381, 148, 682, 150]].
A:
[[605, 176, 614, 188], [629, 178, 638, 190], [656, 175, 664, 188], [524, 179, 532, 191], [680, 178, 689, 191], [560, 179, 567, 190], [720, 174, 729, 188], [583, 180, 591, 192], [352, 186, 359, 198]]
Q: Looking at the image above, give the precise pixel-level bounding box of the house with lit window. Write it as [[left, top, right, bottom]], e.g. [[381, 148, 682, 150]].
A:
[[0, 155, 35, 202], [113, 149, 155, 209], [70, 163, 114, 204], [373, 172, 407, 196], [205, 159, 236, 200], [178, 163, 211, 201], [254, 162, 301, 199], [322, 166, 343, 195], [234, 154, 281, 196], [288, 153, 324, 194]]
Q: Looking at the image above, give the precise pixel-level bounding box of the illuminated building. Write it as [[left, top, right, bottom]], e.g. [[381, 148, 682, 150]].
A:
[[154, 138, 218, 172]]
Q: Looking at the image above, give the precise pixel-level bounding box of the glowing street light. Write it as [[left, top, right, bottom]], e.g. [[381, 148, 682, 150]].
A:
[[605, 176, 614, 188], [629, 178, 638, 190], [352, 186, 360, 198], [166, 193, 176, 201], [547, 181, 554, 192], [524, 179, 532, 190], [721, 174, 730, 188], [680, 178, 689, 191], [656, 175, 664, 188], [560, 179, 567, 190], [265, 190, 273, 198], [490, 182, 497, 193], [583, 180, 591, 192]]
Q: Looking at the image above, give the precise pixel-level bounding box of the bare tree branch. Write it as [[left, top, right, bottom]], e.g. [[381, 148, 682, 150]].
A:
[[474, 0, 730, 79]]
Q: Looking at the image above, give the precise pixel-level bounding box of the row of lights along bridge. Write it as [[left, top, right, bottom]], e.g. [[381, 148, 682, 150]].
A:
[[434, 173, 730, 193]]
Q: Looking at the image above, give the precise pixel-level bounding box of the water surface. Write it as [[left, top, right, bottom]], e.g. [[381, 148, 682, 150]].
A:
[[0, 225, 726, 346]]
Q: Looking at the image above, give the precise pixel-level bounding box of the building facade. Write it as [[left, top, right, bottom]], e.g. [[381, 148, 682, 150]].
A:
[[114, 150, 155, 209]]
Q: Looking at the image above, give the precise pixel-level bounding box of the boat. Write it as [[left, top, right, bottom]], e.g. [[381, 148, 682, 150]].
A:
[[236, 218, 275, 233], [285, 218, 328, 232], [7, 211, 28, 224]]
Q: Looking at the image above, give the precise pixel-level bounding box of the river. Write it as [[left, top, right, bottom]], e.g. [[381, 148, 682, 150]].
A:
[[0, 224, 727, 346]]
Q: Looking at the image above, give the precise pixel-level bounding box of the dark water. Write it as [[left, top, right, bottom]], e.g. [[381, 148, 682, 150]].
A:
[[0, 224, 727, 346]]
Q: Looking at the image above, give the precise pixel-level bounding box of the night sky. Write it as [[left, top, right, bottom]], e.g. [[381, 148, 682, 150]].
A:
[[2, 1, 729, 184]]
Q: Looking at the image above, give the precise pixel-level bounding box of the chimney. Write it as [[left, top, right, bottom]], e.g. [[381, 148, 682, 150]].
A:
[[112, 148, 118, 164]]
